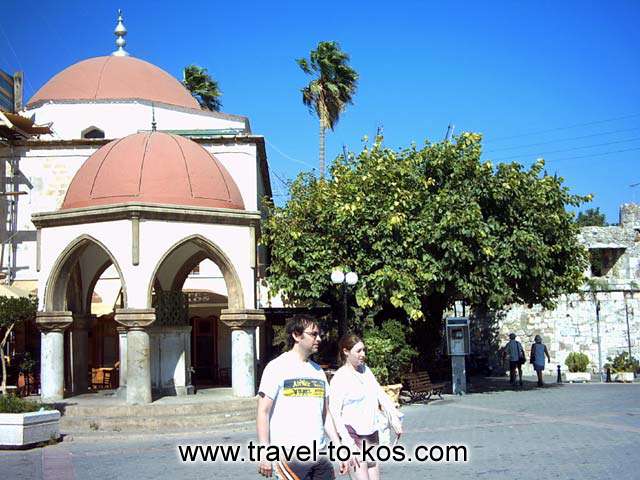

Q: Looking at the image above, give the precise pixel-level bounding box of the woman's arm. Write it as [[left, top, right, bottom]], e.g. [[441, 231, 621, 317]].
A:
[[328, 376, 356, 448]]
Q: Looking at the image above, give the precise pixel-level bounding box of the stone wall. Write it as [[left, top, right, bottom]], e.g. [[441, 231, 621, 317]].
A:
[[490, 204, 640, 375], [496, 292, 640, 375]]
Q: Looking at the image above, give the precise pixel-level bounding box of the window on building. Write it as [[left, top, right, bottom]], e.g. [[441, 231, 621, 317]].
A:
[[82, 127, 105, 139], [589, 248, 624, 277]]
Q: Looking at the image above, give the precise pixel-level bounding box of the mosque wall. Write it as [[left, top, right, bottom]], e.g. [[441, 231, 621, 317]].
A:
[[28, 102, 245, 140]]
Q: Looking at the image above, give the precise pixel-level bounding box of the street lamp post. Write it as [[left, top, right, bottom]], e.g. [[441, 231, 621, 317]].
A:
[[331, 269, 358, 339]]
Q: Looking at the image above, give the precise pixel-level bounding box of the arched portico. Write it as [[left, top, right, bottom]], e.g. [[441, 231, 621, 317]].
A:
[[37, 235, 127, 402], [146, 234, 263, 397]]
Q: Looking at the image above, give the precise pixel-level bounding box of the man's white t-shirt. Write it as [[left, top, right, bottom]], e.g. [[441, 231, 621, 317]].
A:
[[258, 350, 328, 449]]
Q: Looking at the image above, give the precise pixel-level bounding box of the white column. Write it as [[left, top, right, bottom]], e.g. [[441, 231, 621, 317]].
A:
[[231, 328, 256, 397], [220, 309, 265, 398], [36, 312, 73, 402], [117, 326, 128, 398], [115, 308, 155, 405], [126, 327, 152, 404]]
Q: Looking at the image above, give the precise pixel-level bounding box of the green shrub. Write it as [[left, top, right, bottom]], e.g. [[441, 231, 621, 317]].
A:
[[565, 352, 590, 372], [604, 352, 639, 373], [363, 320, 418, 385], [0, 395, 45, 414]]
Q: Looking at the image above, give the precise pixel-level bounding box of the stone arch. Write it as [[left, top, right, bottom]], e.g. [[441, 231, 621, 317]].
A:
[[45, 235, 127, 313], [146, 234, 244, 310]]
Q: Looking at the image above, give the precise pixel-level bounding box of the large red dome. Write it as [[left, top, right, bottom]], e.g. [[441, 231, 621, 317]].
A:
[[27, 56, 200, 110], [61, 132, 244, 210]]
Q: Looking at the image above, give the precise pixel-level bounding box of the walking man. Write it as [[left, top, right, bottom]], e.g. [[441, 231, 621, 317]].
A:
[[503, 333, 525, 386], [257, 315, 353, 479]]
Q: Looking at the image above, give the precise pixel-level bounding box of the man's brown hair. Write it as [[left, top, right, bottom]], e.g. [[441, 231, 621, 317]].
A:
[[285, 314, 319, 349]]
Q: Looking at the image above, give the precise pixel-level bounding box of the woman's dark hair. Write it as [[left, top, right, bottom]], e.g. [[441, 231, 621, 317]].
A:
[[285, 314, 318, 349], [338, 333, 363, 364]]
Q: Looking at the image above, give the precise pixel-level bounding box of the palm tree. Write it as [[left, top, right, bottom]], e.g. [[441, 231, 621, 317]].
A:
[[182, 65, 223, 111], [297, 42, 358, 178]]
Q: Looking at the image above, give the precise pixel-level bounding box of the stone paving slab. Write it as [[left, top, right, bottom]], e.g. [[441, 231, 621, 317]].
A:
[[1, 381, 638, 479]]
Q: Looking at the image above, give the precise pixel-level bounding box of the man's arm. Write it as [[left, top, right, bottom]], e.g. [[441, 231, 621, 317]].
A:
[[544, 345, 551, 362], [257, 393, 273, 477]]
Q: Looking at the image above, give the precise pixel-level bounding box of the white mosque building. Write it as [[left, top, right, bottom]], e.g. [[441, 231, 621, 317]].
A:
[[1, 12, 272, 404]]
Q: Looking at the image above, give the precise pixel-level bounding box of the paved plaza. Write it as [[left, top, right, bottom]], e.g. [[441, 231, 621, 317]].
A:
[[2, 380, 639, 480]]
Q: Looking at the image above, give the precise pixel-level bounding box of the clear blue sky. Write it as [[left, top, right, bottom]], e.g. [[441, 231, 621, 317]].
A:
[[2, 1, 639, 222]]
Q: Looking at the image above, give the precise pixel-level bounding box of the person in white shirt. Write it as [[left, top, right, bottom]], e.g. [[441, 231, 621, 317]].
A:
[[257, 315, 353, 479], [329, 334, 403, 480]]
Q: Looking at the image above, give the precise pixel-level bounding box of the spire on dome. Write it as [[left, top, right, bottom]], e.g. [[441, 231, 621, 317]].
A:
[[112, 9, 129, 57]]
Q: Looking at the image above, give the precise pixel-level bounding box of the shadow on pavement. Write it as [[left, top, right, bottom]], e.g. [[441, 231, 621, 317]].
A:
[[466, 375, 564, 394]]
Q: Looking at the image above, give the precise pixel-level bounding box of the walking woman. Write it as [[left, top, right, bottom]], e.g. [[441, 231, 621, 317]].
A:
[[329, 334, 403, 480], [530, 335, 551, 387]]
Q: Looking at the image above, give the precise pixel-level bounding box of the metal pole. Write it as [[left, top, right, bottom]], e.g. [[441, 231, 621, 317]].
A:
[[624, 293, 633, 360], [340, 282, 347, 339], [596, 300, 603, 382]]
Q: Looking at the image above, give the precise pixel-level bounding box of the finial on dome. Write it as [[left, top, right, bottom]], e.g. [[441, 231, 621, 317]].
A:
[[112, 9, 129, 57]]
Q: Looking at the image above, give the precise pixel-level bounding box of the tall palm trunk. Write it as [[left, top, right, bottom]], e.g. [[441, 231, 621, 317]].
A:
[[319, 117, 326, 178]]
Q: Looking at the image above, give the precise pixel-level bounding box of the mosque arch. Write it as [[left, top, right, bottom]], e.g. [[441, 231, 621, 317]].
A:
[[45, 234, 127, 313], [146, 234, 244, 311]]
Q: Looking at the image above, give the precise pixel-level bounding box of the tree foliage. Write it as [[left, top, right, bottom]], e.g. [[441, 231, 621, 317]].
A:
[[262, 134, 589, 342], [182, 65, 223, 111], [297, 41, 358, 177], [576, 207, 607, 227], [0, 295, 38, 395]]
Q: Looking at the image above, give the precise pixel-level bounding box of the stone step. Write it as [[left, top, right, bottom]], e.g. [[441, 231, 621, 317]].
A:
[[62, 397, 257, 417], [60, 406, 256, 433]]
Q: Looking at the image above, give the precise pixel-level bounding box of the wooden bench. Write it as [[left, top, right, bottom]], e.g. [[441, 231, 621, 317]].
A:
[[402, 371, 446, 402]]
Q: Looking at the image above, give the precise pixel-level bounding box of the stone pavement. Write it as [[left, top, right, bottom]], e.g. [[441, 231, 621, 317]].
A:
[[2, 379, 639, 479]]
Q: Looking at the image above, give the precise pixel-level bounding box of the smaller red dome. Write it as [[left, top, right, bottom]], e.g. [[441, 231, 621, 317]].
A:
[[61, 132, 244, 210]]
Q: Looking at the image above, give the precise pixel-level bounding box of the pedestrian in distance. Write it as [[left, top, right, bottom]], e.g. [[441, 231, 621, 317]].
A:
[[530, 335, 551, 387], [502, 333, 526, 387], [329, 333, 403, 480], [256, 315, 356, 479]]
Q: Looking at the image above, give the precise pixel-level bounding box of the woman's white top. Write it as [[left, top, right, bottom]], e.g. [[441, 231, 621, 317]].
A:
[[329, 364, 399, 446]]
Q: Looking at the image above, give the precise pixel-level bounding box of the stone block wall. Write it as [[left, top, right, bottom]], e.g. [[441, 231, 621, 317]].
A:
[[495, 292, 639, 375], [481, 204, 640, 376]]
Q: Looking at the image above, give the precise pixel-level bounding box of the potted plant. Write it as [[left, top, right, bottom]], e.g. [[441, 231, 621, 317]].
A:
[[564, 352, 591, 382], [363, 320, 417, 404], [605, 352, 638, 383], [0, 395, 60, 448]]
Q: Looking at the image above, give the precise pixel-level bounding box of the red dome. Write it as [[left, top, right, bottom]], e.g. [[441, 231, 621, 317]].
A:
[[27, 56, 200, 110], [61, 132, 244, 210]]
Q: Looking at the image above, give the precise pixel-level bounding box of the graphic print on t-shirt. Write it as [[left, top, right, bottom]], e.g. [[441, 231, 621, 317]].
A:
[[283, 378, 325, 397]]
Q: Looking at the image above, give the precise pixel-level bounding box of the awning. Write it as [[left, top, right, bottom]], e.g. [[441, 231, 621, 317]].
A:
[[0, 111, 52, 141]]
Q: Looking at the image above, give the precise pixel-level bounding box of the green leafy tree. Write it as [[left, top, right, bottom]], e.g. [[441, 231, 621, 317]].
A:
[[182, 65, 222, 111], [263, 134, 589, 358], [576, 207, 607, 227], [0, 295, 37, 395], [297, 41, 358, 178], [363, 320, 418, 384]]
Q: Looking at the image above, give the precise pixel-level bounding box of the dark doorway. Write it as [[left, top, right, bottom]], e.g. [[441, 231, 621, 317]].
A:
[[191, 315, 218, 386]]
